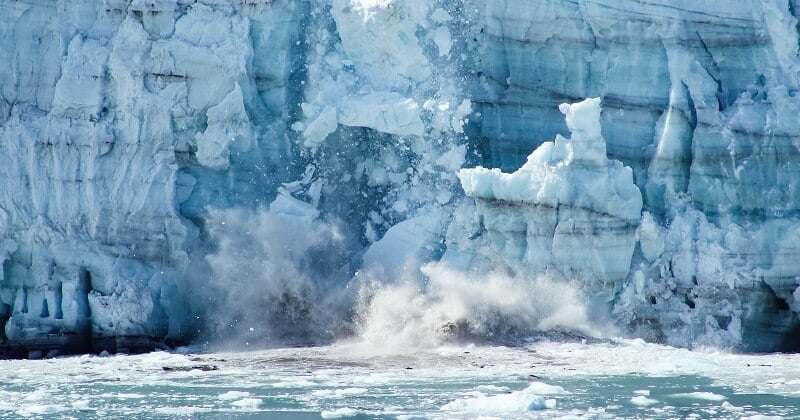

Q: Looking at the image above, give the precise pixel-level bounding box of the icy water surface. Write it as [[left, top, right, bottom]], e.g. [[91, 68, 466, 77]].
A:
[[1, 339, 799, 419]]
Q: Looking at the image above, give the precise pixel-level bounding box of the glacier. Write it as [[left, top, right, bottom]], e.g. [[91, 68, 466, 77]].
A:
[[458, 98, 642, 309], [2, 0, 800, 356]]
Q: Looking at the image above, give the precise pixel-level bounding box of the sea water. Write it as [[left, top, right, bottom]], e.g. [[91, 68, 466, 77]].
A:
[[2, 338, 799, 419]]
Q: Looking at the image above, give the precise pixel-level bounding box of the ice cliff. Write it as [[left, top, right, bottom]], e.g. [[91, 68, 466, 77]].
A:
[[458, 98, 642, 307], [2, 0, 800, 356]]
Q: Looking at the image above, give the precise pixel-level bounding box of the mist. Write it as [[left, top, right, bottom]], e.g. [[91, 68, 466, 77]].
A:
[[200, 191, 601, 352], [352, 262, 600, 352], [201, 194, 358, 348]]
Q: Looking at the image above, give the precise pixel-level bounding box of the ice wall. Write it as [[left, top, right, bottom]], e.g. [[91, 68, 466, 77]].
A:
[[2, 0, 800, 355], [474, 0, 800, 351], [0, 0, 306, 356], [0, 0, 475, 355], [459, 98, 642, 304]]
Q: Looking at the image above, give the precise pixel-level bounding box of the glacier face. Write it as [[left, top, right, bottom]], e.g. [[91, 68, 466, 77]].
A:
[[474, 0, 800, 351], [0, 0, 306, 354], [458, 98, 642, 309], [1, 0, 800, 355]]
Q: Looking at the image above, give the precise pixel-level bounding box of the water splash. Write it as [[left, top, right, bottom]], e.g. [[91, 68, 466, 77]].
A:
[[353, 262, 599, 352], [202, 194, 357, 348]]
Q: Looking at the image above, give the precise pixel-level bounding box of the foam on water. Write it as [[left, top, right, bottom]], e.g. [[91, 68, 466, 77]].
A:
[[154, 407, 212, 415], [1, 340, 798, 418], [272, 379, 318, 388], [313, 388, 369, 398], [321, 407, 365, 418]]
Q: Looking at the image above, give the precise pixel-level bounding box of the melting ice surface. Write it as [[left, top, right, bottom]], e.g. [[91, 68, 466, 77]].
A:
[[3, 340, 800, 419]]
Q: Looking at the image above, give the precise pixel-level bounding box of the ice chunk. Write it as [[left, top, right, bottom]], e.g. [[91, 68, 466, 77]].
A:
[[338, 93, 424, 137], [637, 213, 665, 262], [51, 36, 108, 119], [269, 193, 320, 222], [195, 83, 254, 170], [474, 385, 510, 393], [441, 382, 563, 412], [459, 99, 642, 295], [360, 213, 442, 280], [217, 391, 251, 401], [450, 99, 472, 134], [559, 98, 602, 140], [671, 392, 726, 401], [722, 401, 746, 412], [231, 398, 262, 409], [430, 8, 453, 23], [460, 98, 641, 223], [330, 0, 431, 89], [303, 106, 339, 147], [431, 27, 452, 57], [630, 395, 658, 406]]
